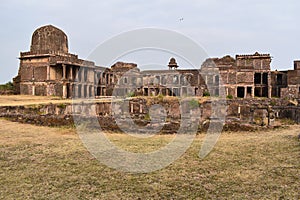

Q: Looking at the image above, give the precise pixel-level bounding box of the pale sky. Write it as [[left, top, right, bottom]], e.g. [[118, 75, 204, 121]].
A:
[[0, 0, 300, 83]]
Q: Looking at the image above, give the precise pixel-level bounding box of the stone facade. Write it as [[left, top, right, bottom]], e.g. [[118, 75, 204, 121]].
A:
[[13, 25, 300, 100]]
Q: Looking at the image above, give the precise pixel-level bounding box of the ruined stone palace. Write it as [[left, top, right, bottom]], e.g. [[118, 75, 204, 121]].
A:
[[13, 25, 300, 99]]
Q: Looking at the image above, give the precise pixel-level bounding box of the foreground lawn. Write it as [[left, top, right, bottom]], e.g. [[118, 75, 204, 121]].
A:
[[0, 119, 299, 199]]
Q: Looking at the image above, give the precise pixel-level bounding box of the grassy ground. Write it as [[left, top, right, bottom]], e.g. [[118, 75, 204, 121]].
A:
[[0, 119, 299, 199], [0, 95, 116, 106], [0, 95, 71, 106], [0, 95, 207, 106]]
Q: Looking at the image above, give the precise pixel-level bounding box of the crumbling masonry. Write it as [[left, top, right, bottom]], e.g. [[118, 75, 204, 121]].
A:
[[13, 25, 300, 99]]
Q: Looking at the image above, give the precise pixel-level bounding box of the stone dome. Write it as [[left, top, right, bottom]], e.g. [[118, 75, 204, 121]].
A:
[[30, 25, 68, 53]]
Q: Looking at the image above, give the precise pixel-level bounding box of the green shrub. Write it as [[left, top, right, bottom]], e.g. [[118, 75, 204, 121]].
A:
[[227, 94, 233, 99], [0, 81, 14, 91], [189, 99, 199, 109], [57, 103, 67, 109], [144, 113, 151, 121], [203, 91, 210, 97], [127, 91, 135, 98], [157, 94, 164, 101], [270, 100, 276, 106]]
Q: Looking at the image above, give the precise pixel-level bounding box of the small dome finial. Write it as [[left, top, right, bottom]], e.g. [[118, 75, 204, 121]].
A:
[[168, 57, 178, 70]]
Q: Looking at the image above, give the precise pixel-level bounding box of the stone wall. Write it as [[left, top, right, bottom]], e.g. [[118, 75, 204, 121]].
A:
[[1, 98, 299, 133]]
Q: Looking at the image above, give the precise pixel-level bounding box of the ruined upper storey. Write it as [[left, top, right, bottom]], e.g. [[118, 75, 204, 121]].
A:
[[30, 25, 68, 54]]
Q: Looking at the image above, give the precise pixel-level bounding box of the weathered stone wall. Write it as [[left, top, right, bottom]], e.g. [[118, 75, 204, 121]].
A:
[[0, 98, 298, 133]]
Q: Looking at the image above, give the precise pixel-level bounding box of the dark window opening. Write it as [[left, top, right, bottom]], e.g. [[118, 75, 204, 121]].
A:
[[247, 87, 252, 95], [262, 87, 268, 97], [106, 74, 109, 84], [78, 85, 82, 98], [254, 73, 261, 84], [84, 85, 87, 98], [215, 75, 219, 85], [144, 88, 148, 96], [173, 88, 180, 96], [96, 87, 101, 96], [277, 74, 283, 85], [67, 84, 71, 98], [237, 87, 245, 98], [89, 86, 92, 97], [155, 88, 160, 96], [84, 69, 87, 82], [255, 87, 260, 97], [168, 88, 173, 96], [195, 88, 198, 96], [78, 71, 82, 82], [262, 73, 268, 84], [215, 88, 219, 96]]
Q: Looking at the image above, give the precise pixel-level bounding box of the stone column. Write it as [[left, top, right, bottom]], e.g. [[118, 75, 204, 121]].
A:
[[268, 72, 272, 98], [91, 85, 95, 97], [82, 85, 85, 98], [62, 64, 67, 80], [74, 85, 78, 98], [32, 84, 35, 96], [70, 66, 73, 80], [63, 84, 67, 99], [111, 74, 114, 84], [244, 86, 247, 98], [252, 86, 255, 98], [234, 87, 237, 98], [47, 65, 50, 80], [130, 103, 134, 113], [139, 104, 143, 113]]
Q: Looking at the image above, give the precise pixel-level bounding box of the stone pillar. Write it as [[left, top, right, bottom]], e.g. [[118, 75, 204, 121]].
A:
[[86, 85, 90, 98], [268, 72, 272, 98], [63, 84, 67, 99], [234, 87, 237, 98], [130, 103, 134, 113], [62, 64, 67, 80], [82, 85, 85, 98], [74, 85, 78, 98], [81, 68, 85, 83], [106, 74, 109, 84], [244, 86, 247, 98], [111, 74, 114, 84], [32, 84, 35, 96], [139, 104, 143, 113], [70, 67, 73, 80], [47, 65, 50, 80], [252, 86, 255, 98], [91, 85, 95, 97]]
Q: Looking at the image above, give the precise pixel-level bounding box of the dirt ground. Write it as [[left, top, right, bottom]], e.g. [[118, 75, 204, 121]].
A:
[[0, 119, 299, 199]]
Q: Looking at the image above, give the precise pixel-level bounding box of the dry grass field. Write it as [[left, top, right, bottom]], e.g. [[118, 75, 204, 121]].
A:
[[0, 119, 299, 199], [0, 95, 72, 106]]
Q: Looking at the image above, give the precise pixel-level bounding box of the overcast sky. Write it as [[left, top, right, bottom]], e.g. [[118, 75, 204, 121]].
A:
[[0, 0, 299, 83]]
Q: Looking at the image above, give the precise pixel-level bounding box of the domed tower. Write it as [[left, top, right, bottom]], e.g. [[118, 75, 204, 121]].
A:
[[30, 25, 68, 54], [168, 57, 179, 70]]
